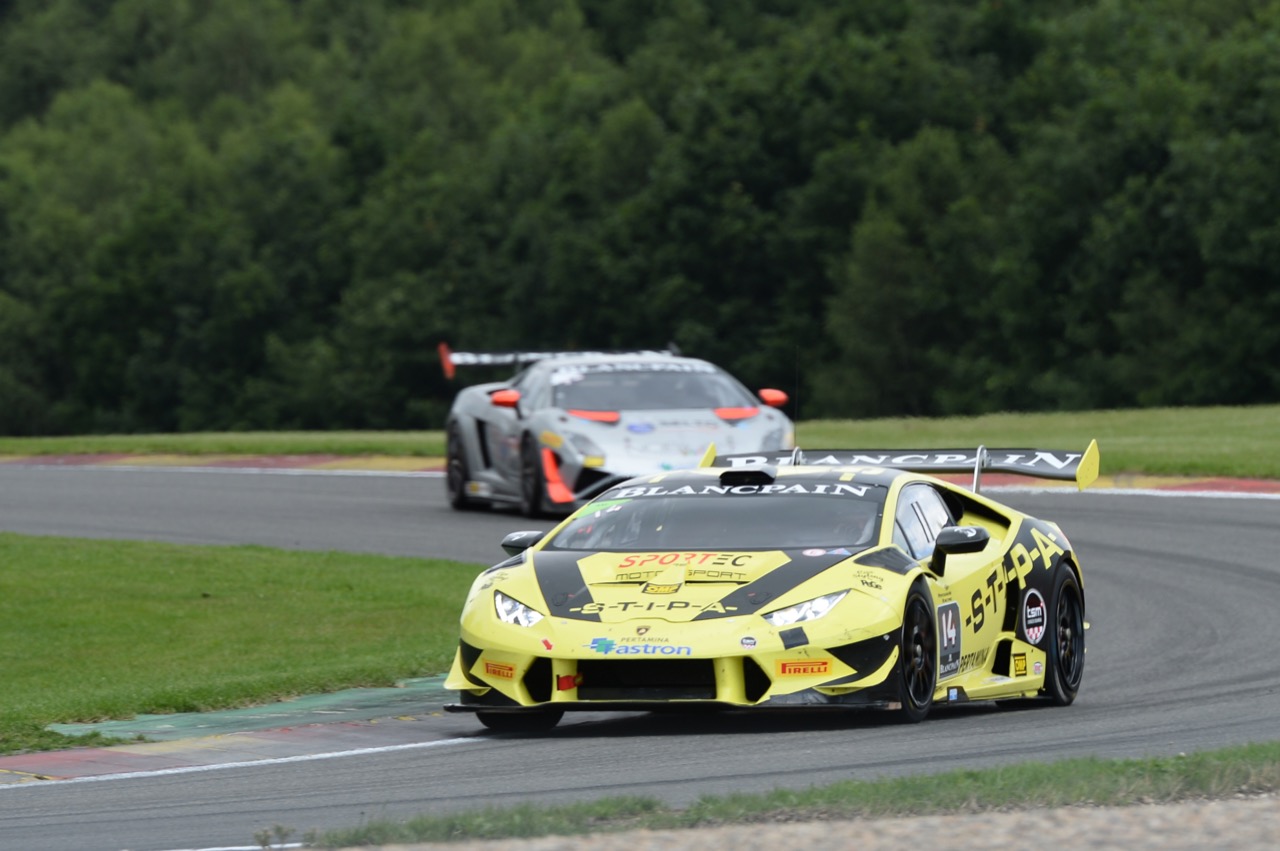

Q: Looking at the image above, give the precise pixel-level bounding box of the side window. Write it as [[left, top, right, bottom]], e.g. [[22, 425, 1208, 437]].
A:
[[519, 372, 550, 412], [892, 519, 911, 553], [895, 495, 931, 560], [896, 485, 954, 560], [509, 366, 534, 391], [914, 487, 954, 540]]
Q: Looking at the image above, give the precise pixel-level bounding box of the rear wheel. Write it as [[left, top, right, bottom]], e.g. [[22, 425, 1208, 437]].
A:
[[445, 422, 479, 510], [897, 582, 936, 723], [519, 437, 548, 518], [476, 709, 563, 733], [1045, 563, 1085, 705]]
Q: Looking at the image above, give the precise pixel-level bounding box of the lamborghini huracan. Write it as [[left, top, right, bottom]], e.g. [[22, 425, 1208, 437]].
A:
[[443, 442, 1099, 731]]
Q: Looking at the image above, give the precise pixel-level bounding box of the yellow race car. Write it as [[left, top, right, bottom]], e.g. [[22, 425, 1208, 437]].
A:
[[444, 443, 1099, 731]]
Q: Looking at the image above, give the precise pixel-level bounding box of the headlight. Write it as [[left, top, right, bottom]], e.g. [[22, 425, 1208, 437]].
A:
[[762, 591, 848, 627], [494, 591, 544, 627], [565, 430, 606, 460]]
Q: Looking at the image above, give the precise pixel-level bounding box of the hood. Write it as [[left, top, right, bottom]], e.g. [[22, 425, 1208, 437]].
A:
[[573, 408, 789, 474], [524, 547, 875, 623]]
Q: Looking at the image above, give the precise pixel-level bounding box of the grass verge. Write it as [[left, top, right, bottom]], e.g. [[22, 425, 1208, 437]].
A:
[[310, 743, 1280, 847], [0, 430, 446, 458], [1, 404, 1278, 478], [798, 405, 1280, 479], [0, 533, 475, 755]]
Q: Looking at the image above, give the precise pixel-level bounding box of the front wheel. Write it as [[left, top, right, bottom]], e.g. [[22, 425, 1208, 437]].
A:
[[1045, 563, 1085, 705], [445, 422, 479, 510], [897, 582, 936, 723], [519, 437, 548, 518], [476, 709, 563, 733]]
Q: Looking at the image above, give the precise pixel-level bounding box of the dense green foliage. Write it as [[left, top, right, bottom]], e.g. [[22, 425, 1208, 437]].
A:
[[1, 0, 1277, 435]]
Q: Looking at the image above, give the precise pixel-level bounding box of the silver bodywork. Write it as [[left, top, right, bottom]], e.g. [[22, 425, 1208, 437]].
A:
[[444, 352, 795, 516]]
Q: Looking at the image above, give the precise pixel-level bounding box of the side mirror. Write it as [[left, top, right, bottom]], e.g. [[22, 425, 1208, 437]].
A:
[[929, 525, 990, 576], [491, 388, 521, 409], [501, 530, 547, 557], [758, 388, 788, 408]]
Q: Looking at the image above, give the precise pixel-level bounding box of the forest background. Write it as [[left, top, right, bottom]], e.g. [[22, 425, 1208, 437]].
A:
[[1, 0, 1277, 437]]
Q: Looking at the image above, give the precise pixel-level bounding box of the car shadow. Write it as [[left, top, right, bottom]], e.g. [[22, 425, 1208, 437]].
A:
[[477, 702, 1012, 739]]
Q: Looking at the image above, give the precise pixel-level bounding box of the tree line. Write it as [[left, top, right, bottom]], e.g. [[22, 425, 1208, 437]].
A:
[[0, 0, 1277, 435]]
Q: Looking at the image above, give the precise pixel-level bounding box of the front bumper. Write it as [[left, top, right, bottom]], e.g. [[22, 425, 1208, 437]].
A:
[[443, 629, 902, 713]]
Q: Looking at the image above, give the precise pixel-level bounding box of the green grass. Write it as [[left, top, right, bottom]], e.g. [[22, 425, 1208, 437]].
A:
[[0, 430, 445, 457], [0, 533, 475, 755], [798, 405, 1280, 479], [310, 743, 1280, 847], [2, 404, 1278, 478]]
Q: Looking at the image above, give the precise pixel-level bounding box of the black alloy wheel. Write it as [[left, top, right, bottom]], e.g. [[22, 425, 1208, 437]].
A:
[[898, 584, 937, 723], [1045, 563, 1085, 705]]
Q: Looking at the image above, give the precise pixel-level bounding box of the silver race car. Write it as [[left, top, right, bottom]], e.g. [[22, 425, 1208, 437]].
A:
[[440, 344, 795, 516]]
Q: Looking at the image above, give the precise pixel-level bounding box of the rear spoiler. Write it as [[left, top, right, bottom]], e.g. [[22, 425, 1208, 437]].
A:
[[438, 342, 681, 379], [704, 440, 1101, 492]]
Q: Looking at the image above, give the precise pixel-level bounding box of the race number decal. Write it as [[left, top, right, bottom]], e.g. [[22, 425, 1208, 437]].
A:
[[937, 601, 962, 680]]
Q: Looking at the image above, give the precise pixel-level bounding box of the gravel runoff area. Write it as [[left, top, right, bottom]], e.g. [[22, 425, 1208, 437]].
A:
[[346, 795, 1280, 851]]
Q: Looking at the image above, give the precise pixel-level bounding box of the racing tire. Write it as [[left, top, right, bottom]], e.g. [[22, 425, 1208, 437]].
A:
[[475, 709, 564, 733], [519, 436, 548, 519], [445, 422, 481, 511], [1045, 563, 1085, 706], [896, 581, 937, 723]]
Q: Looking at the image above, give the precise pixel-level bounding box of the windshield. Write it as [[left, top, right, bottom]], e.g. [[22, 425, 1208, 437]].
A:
[[547, 492, 885, 551], [549, 364, 754, 411]]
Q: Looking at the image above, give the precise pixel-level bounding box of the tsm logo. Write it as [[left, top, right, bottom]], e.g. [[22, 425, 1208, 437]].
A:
[[1022, 589, 1047, 645]]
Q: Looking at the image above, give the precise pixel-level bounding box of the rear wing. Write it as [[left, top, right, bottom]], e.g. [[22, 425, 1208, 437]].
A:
[[438, 342, 680, 379], [704, 441, 1101, 492]]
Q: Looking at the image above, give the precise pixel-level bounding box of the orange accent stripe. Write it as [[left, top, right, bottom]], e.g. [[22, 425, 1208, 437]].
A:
[[438, 342, 456, 380], [567, 409, 621, 423], [541, 447, 576, 503], [714, 406, 760, 421]]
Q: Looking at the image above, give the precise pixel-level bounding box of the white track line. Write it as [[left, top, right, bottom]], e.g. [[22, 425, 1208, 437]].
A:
[[0, 736, 483, 791]]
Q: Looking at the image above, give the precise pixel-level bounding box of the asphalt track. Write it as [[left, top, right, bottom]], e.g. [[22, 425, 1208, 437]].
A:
[[0, 459, 1278, 851]]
